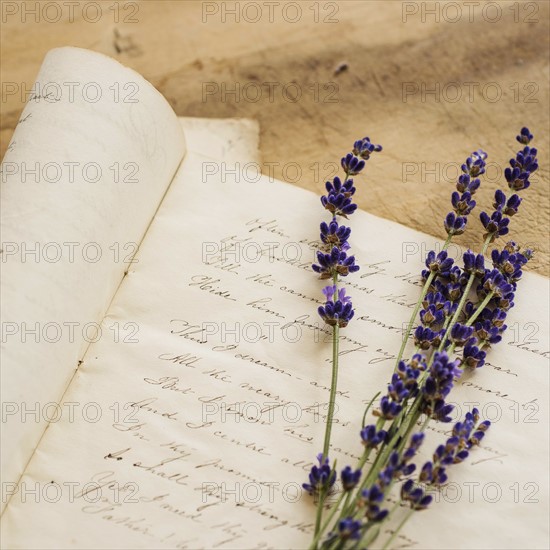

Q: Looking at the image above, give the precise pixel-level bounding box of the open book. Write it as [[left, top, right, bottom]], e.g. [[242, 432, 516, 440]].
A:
[[1, 48, 548, 549]]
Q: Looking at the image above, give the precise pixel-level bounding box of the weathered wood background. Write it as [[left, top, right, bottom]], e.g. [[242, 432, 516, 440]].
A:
[[1, 0, 548, 273]]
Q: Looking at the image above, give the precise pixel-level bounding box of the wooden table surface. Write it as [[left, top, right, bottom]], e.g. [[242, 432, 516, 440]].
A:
[[1, 0, 548, 274]]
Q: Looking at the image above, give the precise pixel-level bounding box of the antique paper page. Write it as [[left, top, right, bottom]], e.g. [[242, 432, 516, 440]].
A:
[[0, 47, 185, 512], [2, 119, 548, 549]]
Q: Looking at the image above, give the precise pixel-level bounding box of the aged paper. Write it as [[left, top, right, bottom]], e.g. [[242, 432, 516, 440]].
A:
[[0, 47, 185, 512], [2, 117, 548, 549]]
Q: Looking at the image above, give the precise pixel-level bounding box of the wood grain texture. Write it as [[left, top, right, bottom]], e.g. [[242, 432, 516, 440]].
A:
[[1, 0, 548, 273]]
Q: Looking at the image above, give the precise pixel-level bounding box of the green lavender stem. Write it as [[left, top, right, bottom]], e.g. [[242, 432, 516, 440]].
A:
[[313, 326, 340, 534], [381, 508, 415, 550], [314, 491, 327, 542], [322, 323, 340, 460], [313, 324, 339, 538], [314, 272, 341, 539], [309, 492, 346, 550]]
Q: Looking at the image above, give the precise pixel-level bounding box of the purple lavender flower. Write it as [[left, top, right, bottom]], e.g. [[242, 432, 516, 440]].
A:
[[414, 326, 442, 350], [321, 189, 357, 218], [321, 139, 382, 219], [303, 453, 336, 496], [444, 281, 463, 303], [473, 320, 503, 346], [375, 358, 422, 420], [358, 485, 388, 521], [419, 461, 447, 485], [312, 247, 360, 279], [481, 307, 507, 328], [321, 176, 357, 218], [480, 128, 537, 242], [451, 191, 476, 215], [461, 339, 487, 369], [422, 272, 467, 306], [463, 250, 486, 277], [443, 149, 487, 236], [375, 395, 403, 420], [341, 466, 362, 491], [395, 358, 422, 391], [480, 269, 514, 298], [506, 144, 538, 191], [400, 433, 425, 472], [516, 127, 533, 144], [422, 291, 445, 310], [424, 352, 461, 398], [444, 212, 467, 236], [422, 291, 457, 318], [360, 425, 387, 449], [480, 210, 510, 239], [421, 352, 461, 422], [424, 250, 454, 277], [341, 153, 365, 176], [325, 175, 356, 198], [318, 285, 354, 328], [320, 217, 351, 251], [387, 374, 414, 403], [382, 449, 415, 478], [462, 149, 487, 178], [449, 323, 474, 346], [420, 409, 491, 489], [492, 243, 532, 285], [494, 190, 522, 217], [420, 304, 445, 327], [448, 264, 468, 286], [353, 136, 383, 160], [335, 518, 362, 541], [401, 479, 433, 510], [457, 173, 481, 194]]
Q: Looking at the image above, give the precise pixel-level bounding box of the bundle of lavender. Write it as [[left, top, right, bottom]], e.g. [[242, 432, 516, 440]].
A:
[[305, 128, 539, 548]]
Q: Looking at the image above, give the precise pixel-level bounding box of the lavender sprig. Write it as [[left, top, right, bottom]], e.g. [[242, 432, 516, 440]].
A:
[[309, 128, 538, 549], [394, 148, 487, 371], [305, 137, 382, 538]]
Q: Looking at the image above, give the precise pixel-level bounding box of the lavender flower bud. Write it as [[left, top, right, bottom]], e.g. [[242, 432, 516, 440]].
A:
[[352, 136, 383, 159], [494, 190, 522, 217], [401, 479, 433, 510], [444, 212, 467, 236], [480, 210, 510, 240], [335, 518, 362, 541], [302, 454, 336, 496], [473, 320, 502, 345], [318, 286, 354, 328], [450, 323, 474, 346], [463, 250, 485, 277], [414, 326, 442, 350], [451, 191, 476, 215], [358, 485, 388, 521], [425, 250, 454, 276], [312, 247, 360, 279], [461, 150, 487, 178], [360, 425, 387, 449], [461, 339, 487, 369], [341, 153, 365, 176], [320, 218, 351, 251], [374, 395, 402, 420], [421, 352, 461, 422], [516, 127, 533, 144], [340, 466, 361, 491]]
